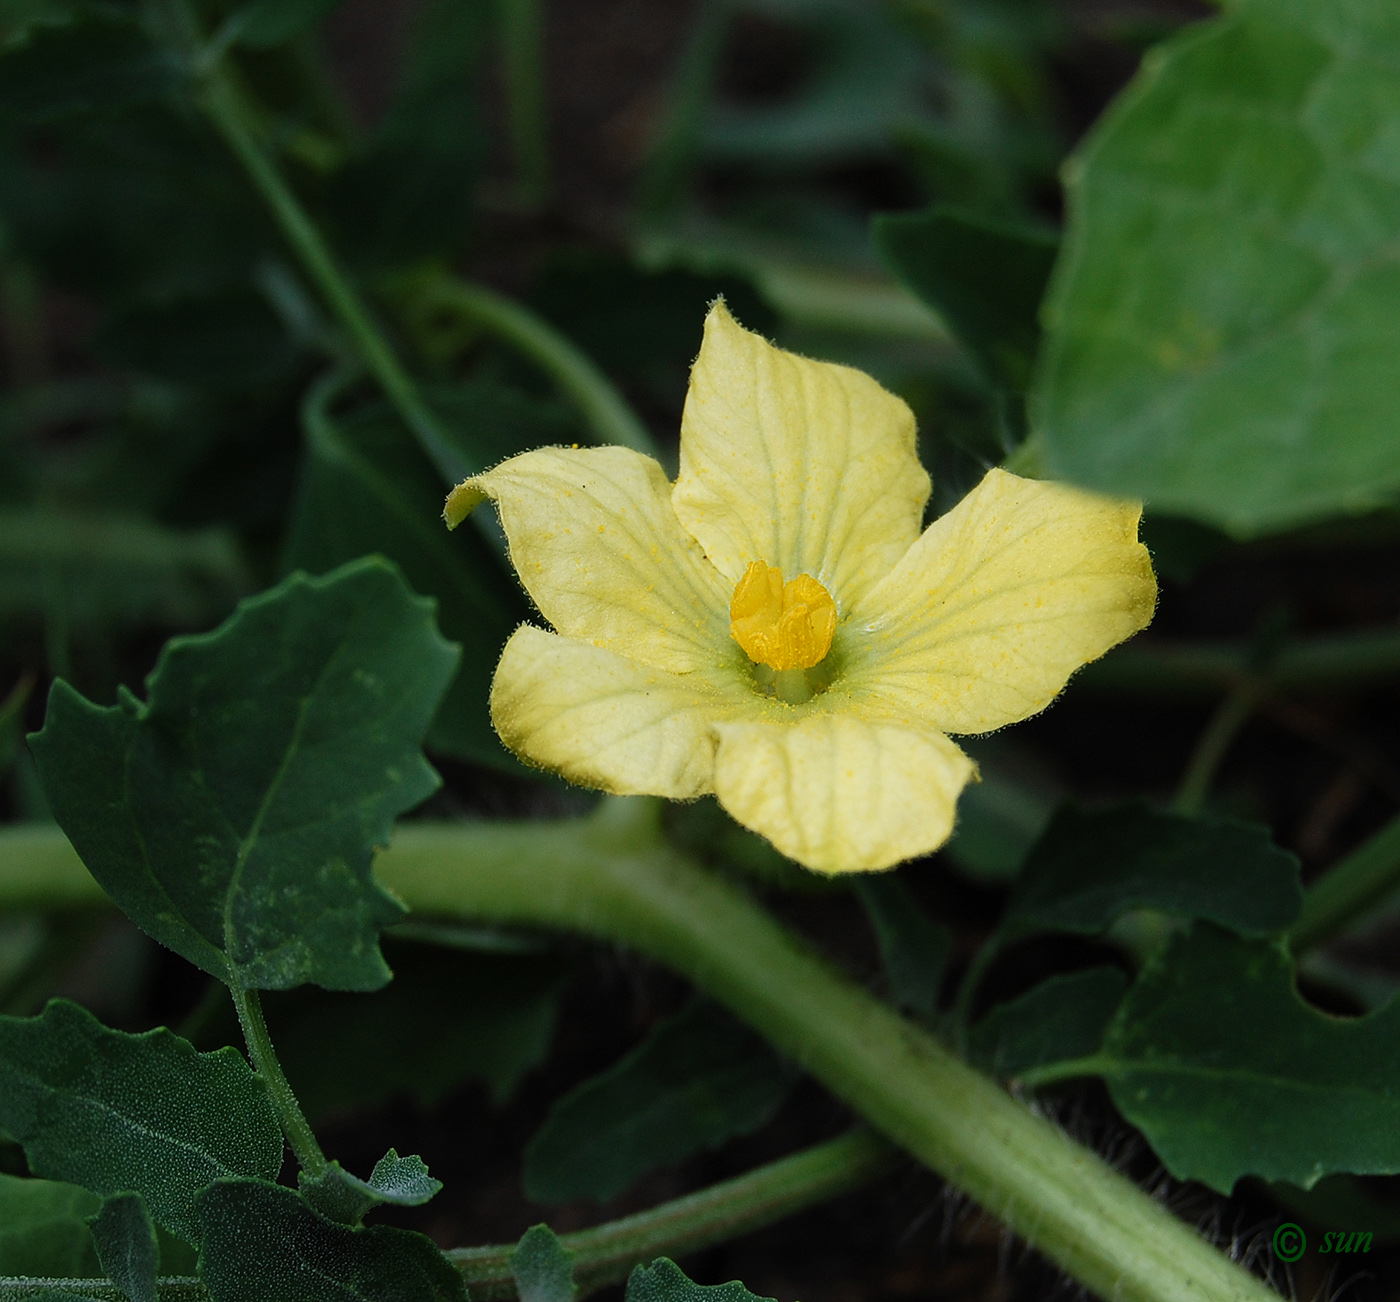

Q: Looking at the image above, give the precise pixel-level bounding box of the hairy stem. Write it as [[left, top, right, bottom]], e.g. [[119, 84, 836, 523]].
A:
[[372, 802, 1275, 1302], [411, 278, 659, 459], [229, 985, 326, 1178], [452, 1129, 897, 1299], [0, 819, 1279, 1302]]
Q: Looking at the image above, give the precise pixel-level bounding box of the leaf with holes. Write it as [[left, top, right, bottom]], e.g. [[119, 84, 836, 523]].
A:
[[29, 559, 458, 992]]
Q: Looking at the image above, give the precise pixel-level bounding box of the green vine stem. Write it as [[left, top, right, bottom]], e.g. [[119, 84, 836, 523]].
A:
[[1171, 682, 1263, 816], [228, 985, 327, 1178], [451, 1129, 897, 1300], [371, 800, 1274, 1302], [409, 278, 659, 459]]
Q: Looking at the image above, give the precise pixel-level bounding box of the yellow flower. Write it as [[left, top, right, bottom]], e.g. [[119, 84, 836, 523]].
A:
[[444, 303, 1156, 873]]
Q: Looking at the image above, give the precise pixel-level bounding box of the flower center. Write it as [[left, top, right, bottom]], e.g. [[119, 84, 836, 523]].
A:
[[729, 560, 837, 672]]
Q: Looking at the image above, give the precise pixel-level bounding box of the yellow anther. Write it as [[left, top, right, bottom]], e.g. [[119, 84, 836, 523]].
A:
[[729, 560, 837, 671]]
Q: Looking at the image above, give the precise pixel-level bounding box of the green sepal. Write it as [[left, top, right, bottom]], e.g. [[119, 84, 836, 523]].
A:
[[299, 1149, 442, 1226], [625, 1258, 774, 1302], [195, 1179, 468, 1302], [88, 1191, 158, 1302], [969, 966, 1127, 1081], [1005, 802, 1301, 941], [510, 1224, 576, 1302], [524, 1000, 796, 1205], [29, 558, 459, 992], [0, 1000, 282, 1245], [1097, 925, 1400, 1193]]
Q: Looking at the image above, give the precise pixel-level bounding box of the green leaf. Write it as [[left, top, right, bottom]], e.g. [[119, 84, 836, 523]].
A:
[[299, 1150, 442, 1227], [1005, 803, 1302, 941], [0, 10, 179, 122], [942, 744, 1057, 883], [1037, 0, 1400, 535], [196, 1179, 467, 1302], [625, 1259, 773, 1302], [0, 1174, 101, 1277], [969, 966, 1127, 1080], [252, 944, 565, 1122], [88, 1192, 158, 1302], [510, 1224, 576, 1302], [852, 877, 949, 1021], [326, 0, 488, 266], [228, 0, 342, 48], [0, 507, 249, 632], [1090, 925, 1400, 1193], [282, 388, 540, 771], [0, 1000, 283, 1244], [523, 1000, 797, 1204], [874, 205, 1058, 393], [29, 559, 458, 992]]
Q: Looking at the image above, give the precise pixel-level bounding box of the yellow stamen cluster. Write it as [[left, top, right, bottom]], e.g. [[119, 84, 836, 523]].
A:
[[729, 560, 837, 671]]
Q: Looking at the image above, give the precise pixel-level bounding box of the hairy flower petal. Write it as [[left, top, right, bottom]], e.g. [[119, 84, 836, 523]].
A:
[[673, 302, 929, 605], [490, 626, 748, 798], [446, 446, 731, 672], [845, 468, 1156, 735], [712, 713, 976, 873]]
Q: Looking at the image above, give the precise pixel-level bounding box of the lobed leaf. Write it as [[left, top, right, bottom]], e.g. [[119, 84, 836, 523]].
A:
[[1096, 925, 1400, 1193], [0, 1000, 283, 1244], [29, 559, 458, 992], [88, 1192, 158, 1302], [300, 1150, 441, 1227], [626, 1259, 774, 1302], [510, 1224, 576, 1302], [1005, 802, 1302, 941]]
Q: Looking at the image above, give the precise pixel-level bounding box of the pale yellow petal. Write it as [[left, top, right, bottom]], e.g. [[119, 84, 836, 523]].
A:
[[673, 302, 929, 606], [845, 468, 1156, 735], [491, 625, 742, 798], [712, 713, 976, 873], [446, 446, 731, 672]]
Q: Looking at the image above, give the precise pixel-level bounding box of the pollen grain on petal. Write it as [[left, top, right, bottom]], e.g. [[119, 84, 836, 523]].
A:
[[730, 560, 837, 671]]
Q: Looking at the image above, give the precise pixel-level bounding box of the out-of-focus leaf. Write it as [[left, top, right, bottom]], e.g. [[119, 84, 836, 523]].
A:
[[88, 1191, 158, 1302], [92, 287, 300, 390], [626, 1259, 773, 1302], [524, 1000, 797, 1204], [227, 0, 342, 47], [0, 1174, 101, 1277], [196, 1180, 467, 1302], [1093, 925, 1400, 1193], [327, 0, 488, 265], [282, 386, 551, 770], [1005, 803, 1302, 941], [529, 255, 777, 384], [0, 10, 178, 122], [255, 943, 564, 1122], [29, 560, 457, 992], [969, 966, 1127, 1080], [853, 876, 949, 1020], [1037, 0, 1400, 535], [300, 1150, 441, 1227], [874, 205, 1057, 393], [0, 507, 249, 630], [511, 1225, 576, 1302], [0, 1001, 283, 1244]]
